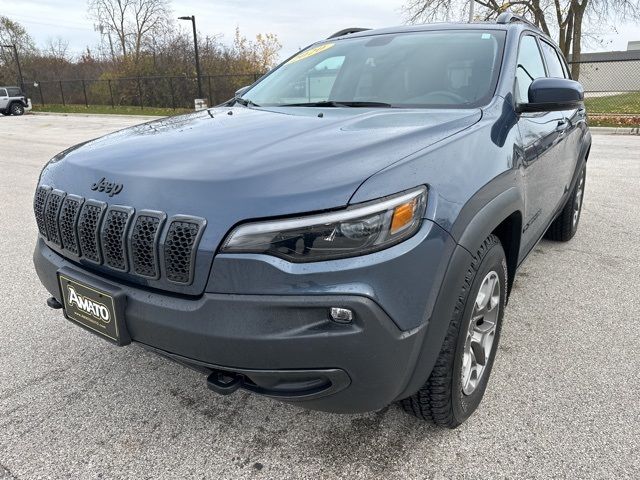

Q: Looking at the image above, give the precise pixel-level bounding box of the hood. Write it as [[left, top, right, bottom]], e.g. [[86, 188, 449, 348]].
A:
[[41, 105, 480, 250]]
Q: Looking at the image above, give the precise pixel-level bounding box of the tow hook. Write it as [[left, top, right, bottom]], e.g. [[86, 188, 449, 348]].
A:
[[47, 297, 63, 309], [206, 371, 243, 395]]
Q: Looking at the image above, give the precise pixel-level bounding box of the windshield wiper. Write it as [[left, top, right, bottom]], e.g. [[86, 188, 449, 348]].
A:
[[276, 100, 393, 108], [229, 96, 260, 107]]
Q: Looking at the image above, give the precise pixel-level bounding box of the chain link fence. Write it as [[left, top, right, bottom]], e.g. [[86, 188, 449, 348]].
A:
[[21, 73, 262, 110], [16, 60, 640, 119], [569, 58, 640, 117]]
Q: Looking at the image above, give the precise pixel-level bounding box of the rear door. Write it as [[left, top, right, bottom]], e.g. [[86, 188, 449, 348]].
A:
[[516, 34, 568, 254], [0, 89, 8, 109]]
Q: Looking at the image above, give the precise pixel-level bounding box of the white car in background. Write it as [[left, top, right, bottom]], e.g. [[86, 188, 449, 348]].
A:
[[0, 86, 32, 116]]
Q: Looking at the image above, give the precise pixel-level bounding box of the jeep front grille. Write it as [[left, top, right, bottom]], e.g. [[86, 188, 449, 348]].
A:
[[164, 218, 205, 284], [130, 211, 166, 279], [44, 190, 65, 246], [33, 185, 206, 286], [101, 206, 134, 271], [34, 186, 51, 238], [59, 195, 84, 255], [78, 200, 106, 264]]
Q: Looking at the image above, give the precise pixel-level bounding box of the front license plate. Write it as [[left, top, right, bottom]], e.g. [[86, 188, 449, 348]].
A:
[[58, 270, 130, 346]]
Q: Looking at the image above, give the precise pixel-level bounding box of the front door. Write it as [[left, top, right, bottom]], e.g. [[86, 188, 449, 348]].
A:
[[515, 34, 568, 254]]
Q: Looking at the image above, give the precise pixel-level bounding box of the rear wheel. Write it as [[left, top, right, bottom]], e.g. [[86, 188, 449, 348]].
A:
[[9, 103, 25, 116], [400, 235, 507, 428], [545, 165, 586, 241]]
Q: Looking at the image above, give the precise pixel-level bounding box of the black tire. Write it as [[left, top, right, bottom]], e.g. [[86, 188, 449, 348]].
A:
[[399, 234, 507, 428], [9, 103, 25, 116], [545, 165, 586, 242]]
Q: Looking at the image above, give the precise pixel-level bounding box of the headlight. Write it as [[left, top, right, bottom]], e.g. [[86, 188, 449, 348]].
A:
[[221, 186, 427, 262]]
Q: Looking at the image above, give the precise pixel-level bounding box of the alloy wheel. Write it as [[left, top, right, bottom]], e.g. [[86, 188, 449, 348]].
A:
[[461, 270, 500, 396]]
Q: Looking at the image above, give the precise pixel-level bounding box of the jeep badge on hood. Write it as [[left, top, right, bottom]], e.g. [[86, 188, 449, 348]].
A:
[[91, 177, 123, 197]]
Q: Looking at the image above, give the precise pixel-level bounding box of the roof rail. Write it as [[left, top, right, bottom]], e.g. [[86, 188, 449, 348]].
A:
[[496, 11, 542, 32], [327, 28, 370, 39]]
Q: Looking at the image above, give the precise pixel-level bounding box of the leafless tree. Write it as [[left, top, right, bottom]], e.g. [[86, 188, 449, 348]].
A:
[[0, 16, 36, 84], [46, 37, 70, 60], [88, 0, 172, 65], [402, 0, 640, 78]]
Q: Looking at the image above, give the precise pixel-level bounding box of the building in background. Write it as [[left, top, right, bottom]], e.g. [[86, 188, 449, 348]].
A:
[[569, 42, 640, 94]]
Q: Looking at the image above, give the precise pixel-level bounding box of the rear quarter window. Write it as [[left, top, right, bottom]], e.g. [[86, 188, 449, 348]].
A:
[[7, 87, 22, 96]]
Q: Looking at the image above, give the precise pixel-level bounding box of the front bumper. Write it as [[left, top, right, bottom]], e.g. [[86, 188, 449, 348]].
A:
[[34, 220, 461, 413]]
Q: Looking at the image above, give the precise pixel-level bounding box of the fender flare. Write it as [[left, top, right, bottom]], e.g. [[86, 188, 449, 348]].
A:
[[456, 186, 524, 254]]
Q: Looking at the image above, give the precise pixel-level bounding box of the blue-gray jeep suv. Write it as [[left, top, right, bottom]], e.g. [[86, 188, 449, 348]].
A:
[[33, 13, 590, 427]]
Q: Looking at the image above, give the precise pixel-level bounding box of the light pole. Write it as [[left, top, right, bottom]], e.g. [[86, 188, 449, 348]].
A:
[[178, 15, 204, 99], [468, 0, 475, 22], [1, 44, 24, 91]]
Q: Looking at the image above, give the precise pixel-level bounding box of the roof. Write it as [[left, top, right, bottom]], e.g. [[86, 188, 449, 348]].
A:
[[331, 22, 516, 40], [328, 20, 553, 44]]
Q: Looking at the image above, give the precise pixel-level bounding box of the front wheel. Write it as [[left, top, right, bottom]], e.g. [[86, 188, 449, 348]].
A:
[[399, 234, 507, 428], [10, 103, 25, 116]]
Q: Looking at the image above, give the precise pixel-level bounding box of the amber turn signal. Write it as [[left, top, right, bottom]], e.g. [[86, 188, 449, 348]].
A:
[[391, 199, 417, 234]]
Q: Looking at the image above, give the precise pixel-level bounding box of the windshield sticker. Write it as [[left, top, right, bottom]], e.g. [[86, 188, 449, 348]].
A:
[[286, 43, 335, 64]]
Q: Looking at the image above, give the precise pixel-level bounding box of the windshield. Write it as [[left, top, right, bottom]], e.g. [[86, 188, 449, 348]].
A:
[[244, 30, 506, 108]]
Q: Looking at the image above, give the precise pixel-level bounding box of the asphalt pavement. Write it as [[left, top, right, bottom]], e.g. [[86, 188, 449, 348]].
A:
[[0, 113, 638, 479]]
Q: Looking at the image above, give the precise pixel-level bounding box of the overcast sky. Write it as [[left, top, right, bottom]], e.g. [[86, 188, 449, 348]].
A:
[[1, 0, 638, 59]]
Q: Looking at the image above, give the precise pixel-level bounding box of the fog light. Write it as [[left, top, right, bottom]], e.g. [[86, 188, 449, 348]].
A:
[[330, 307, 353, 323]]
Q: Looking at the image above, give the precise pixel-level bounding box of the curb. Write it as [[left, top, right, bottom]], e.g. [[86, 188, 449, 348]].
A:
[[589, 126, 640, 135]]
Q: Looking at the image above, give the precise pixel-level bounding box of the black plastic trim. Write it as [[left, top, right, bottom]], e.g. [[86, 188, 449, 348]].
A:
[[44, 189, 66, 247], [127, 209, 167, 280], [100, 205, 135, 272], [160, 215, 207, 285], [59, 194, 85, 256], [34, 185, 52, 239], [77, 199, 107, 265]]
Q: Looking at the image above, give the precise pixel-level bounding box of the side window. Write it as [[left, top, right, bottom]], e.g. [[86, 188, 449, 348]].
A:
[[0, 89, 7, 97], [540, 40, 566, 78], [7, 87, 21, 96], [515, 35, 546, 103]]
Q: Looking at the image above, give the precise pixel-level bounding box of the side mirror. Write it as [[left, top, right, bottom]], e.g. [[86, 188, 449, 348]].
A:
[[235, 85, 250, 97], [516, 78, 584, 113]]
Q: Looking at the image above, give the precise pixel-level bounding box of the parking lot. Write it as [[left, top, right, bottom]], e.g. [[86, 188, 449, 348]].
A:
[[0, 113, 638, 479]]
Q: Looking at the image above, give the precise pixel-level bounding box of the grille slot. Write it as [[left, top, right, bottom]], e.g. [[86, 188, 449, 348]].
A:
[[130, 211, 166, 279], [59, 195, 84, 255], [44, 190, 66, 246], [163, 217, 206, 285], [77, 200, 107, 263], [101, 206, 134, 272], [34, 185, 52, 238]]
